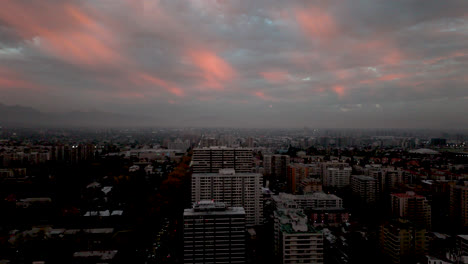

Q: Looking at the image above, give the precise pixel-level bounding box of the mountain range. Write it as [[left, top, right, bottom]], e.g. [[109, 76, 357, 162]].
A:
[[0, 103, 152, 127]]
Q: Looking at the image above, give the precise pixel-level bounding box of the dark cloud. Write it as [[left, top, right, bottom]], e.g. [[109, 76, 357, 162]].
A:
[[0, 0, 467, 128]]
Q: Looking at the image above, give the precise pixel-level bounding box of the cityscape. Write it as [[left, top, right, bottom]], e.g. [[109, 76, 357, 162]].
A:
[[1, 0, 468, 263], [0, 128, 467, 263]]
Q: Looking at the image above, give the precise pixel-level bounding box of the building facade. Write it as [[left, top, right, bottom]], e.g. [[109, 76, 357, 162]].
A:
[[450, 185, 468, 230], [379, 219, 428, 264], [390, 192, 431, 229], [351, 175, 378, 206], [272, 192, 348, 227], [183, 201, 246, 264], [274, 208, 324, 264], [287, 163, 320, 194], [192, 147, 253, 173], [191, 169, 263, 226], [264, 155, 290, 180]]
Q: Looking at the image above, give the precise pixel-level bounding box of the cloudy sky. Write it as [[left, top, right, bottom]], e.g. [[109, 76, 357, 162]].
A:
[[0, 0, 467, 128]]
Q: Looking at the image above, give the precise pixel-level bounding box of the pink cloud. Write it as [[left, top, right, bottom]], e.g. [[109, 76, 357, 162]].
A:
[[254, 91, 278, 102], [424, 51, 467, 65], [136, 73, 185, 97], [296, 7, 338, 41], [0, 67, 44, 91], [0, 1, 122, 66], [188, 49, 236, 90], [355, 38, 405, 66], [260, 71, 289, 83], [332, 85, 346, 97], [378, 74, 407, 81]]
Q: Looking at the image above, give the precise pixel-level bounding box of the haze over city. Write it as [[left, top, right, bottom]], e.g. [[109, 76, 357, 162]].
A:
[[0, 0, 467, 128]]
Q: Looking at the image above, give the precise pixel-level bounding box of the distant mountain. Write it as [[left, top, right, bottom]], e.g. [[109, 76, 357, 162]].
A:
[[0, 103, 153, 127]]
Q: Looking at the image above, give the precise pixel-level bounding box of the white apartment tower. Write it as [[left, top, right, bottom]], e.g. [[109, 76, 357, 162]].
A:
[[192, 147, 253, 173], [191, 169, 263, 226], [323, 167, 352, 188], [274, 208, 324, 264]]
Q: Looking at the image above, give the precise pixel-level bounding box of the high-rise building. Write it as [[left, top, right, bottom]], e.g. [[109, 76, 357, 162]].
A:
[[351, 175, 378, 206], [192, 147, 253, 173], [365, 166, 407, 194], [264, 155, 290, 180], [287, 163, 318, 194], [191, 169, 263, 226], [390, 192, 431, 229], [385, 168, 406, 190], [183, 201, 246, 264], [246, 137, 254, 148], [274, 208, 324, 264], [379, 219, 428, 264], [449, 185, 468, 230], [323, 167, 352, 188]]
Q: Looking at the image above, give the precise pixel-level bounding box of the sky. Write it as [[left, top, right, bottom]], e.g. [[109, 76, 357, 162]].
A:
[[0, 0, 467, 128]]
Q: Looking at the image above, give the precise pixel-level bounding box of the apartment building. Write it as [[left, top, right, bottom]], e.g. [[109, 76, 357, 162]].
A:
[[191, 169, 263, 226], [183, 201, 246, 264], [192, 147, 253, 173]]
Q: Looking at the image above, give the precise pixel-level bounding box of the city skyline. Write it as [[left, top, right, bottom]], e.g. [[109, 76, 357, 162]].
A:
[[1, 0, 468, 128]]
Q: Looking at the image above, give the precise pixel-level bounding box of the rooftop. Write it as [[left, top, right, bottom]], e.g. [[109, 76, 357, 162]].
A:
[[192, 172, 261, 177], [184, 200, 245, 216], [280, 223, 320, 234], [352, 175, 375, 181], [409, 148, 440, 155], [391, 191, 425, 199]]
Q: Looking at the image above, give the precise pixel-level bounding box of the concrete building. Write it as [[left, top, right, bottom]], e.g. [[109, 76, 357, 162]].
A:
[[323, 167, 352, 188], [450, 185, 468, 230], [192, 147, 253, 173], [272, 192, 348, 227], [458, 235, 468, 257], [365, 166, 407, 194], [272, 192, 343, 211], [191, 169, 263, 226], [264, 155, 290, 180], [299, 178, 322, 194], [183, 201, 246, 264], [391, 192, 431, 229], [351, 175, 378, 206], [386, 168, 406, 189], [380, 219, 428, 264], [274, 208, 324, 264], [287, 163, 319, 194], [167, 139, 191, 150], [320, 161, 349, 175]]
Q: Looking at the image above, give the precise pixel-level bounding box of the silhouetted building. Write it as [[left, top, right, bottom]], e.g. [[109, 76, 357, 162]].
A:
[[264, 154, 290, 181], [379, 219, 428, 264], [450, 184, 468, 230], [391, 192, 431, 229], [183, 201, 246, 264], [351, 175, 378, 206], [430, 138, 447, 146]]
